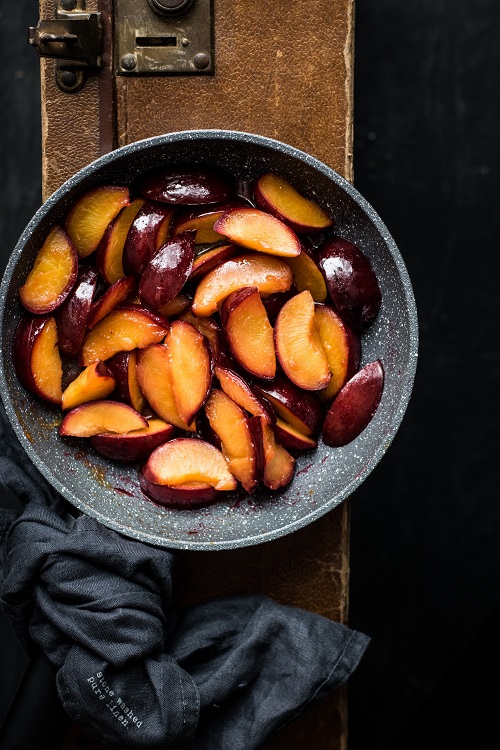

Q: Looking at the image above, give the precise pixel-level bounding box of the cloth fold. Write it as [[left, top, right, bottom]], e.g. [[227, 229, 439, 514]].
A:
[[0, 404, 370, 748]]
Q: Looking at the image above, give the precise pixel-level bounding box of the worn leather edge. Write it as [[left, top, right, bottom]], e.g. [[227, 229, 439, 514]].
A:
[[344, 0, 356, 183], [40, 0, 102, 201]]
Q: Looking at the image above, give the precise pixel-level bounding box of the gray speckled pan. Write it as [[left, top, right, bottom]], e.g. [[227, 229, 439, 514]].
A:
[[0, 130, 418, 550]]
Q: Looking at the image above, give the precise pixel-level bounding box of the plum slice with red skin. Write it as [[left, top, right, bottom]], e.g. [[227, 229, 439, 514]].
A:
[[13, 315, 62, 404], [139, 472, 219, 509], [314, 303, 361, 402], [136, 342, 195, 431], [254, 374, 325, 436], [55, 265, 99, 357], [197, 408, 223, 449], [90, 418, 176, 463], [96, 198, 145, 285], [204, 389, 261, 493], [274, 290, 331, 391], [322, 360, 385, 447], [86, 275, 137, 329], [317, 237, 382, 332], [59, 400, 148, 437], [214, 356, 275, 422], [285, 247, 328, 302], [189, 244, 237, 280], [142, 437, 237, 490], [80, 305, 169, 367], [220, 286, 276, 381], [191, 253, 293, 317], [135, 165, 236, 205], [61, 361, 116, 411], [273, 418, 317, 452], [253, 172, 334, 234], [213, 207, 301, 258], [139, 231, 195, 311], [65, 186, 130, 259], [172, 198, 250, 244], [166, 320, 212, 424], [247, 415, 265, 485], [259, 418, 295, 490], [106, 349, 145, 413], [19, 225, 78, 315], [177, 310, 222, 364], [122, 200, 174, 276]]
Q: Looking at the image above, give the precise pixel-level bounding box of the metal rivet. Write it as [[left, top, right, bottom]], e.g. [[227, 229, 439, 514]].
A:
[[60, 0, 77, 9], [193, 52, 209, 70], [56, 67, 85, 93], [60, 69, 77, 87], [120, 54, 137, 71], [181, 37, 190, 47]]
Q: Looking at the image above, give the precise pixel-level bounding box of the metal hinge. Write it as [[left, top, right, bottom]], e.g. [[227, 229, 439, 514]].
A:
[[28, 0, 214, 91], [28, 2, 103, 93]]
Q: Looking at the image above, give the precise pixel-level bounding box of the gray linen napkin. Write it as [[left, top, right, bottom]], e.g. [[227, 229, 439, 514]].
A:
[[0, 404, 370, 748]]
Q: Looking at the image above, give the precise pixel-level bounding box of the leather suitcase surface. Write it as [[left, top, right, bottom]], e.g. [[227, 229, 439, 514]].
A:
[[38, 1, 355, 747]]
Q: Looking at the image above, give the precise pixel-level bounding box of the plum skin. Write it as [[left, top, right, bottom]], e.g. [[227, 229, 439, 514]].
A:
[[55, 265, 99, 357], [255, 375, 325, 435], [317, 237, 382, 332], [139, 465, 220, 509], [89, 422, 176, 463], [322, 360, 385, 447], [13, 315, 58, 401], [122, 201, 173, 276], [136, 165, 236, 206], [139, 231, 195, 311]]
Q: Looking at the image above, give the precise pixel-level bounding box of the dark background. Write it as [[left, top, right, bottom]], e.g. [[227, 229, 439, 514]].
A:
[[1, 1, 499, 748]]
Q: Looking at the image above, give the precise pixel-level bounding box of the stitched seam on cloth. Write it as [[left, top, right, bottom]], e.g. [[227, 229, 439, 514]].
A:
[[56, 665, 83, 725], [193, 673, 201, 735], [310, 629, 357, 700], [179, 664, 187, 732], [178, 658, 201, 740], [276, 628, 361, 730]]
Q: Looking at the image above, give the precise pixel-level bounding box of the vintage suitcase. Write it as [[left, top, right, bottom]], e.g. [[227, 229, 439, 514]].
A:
[[35, 1, 355, 747]]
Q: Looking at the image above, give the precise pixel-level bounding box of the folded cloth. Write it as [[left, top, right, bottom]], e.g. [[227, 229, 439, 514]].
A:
[[0, 404, 370, 749]]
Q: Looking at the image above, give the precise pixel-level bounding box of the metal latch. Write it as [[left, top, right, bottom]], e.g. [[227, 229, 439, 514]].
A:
[[115, 0, 214, 76], [28, 2, 103, 93]]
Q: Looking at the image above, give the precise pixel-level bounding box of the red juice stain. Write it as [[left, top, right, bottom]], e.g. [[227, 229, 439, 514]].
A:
[[114, 487, 135, 497]]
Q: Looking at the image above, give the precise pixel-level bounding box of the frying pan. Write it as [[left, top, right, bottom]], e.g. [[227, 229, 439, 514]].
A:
[[0, 130, 418, 550]]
